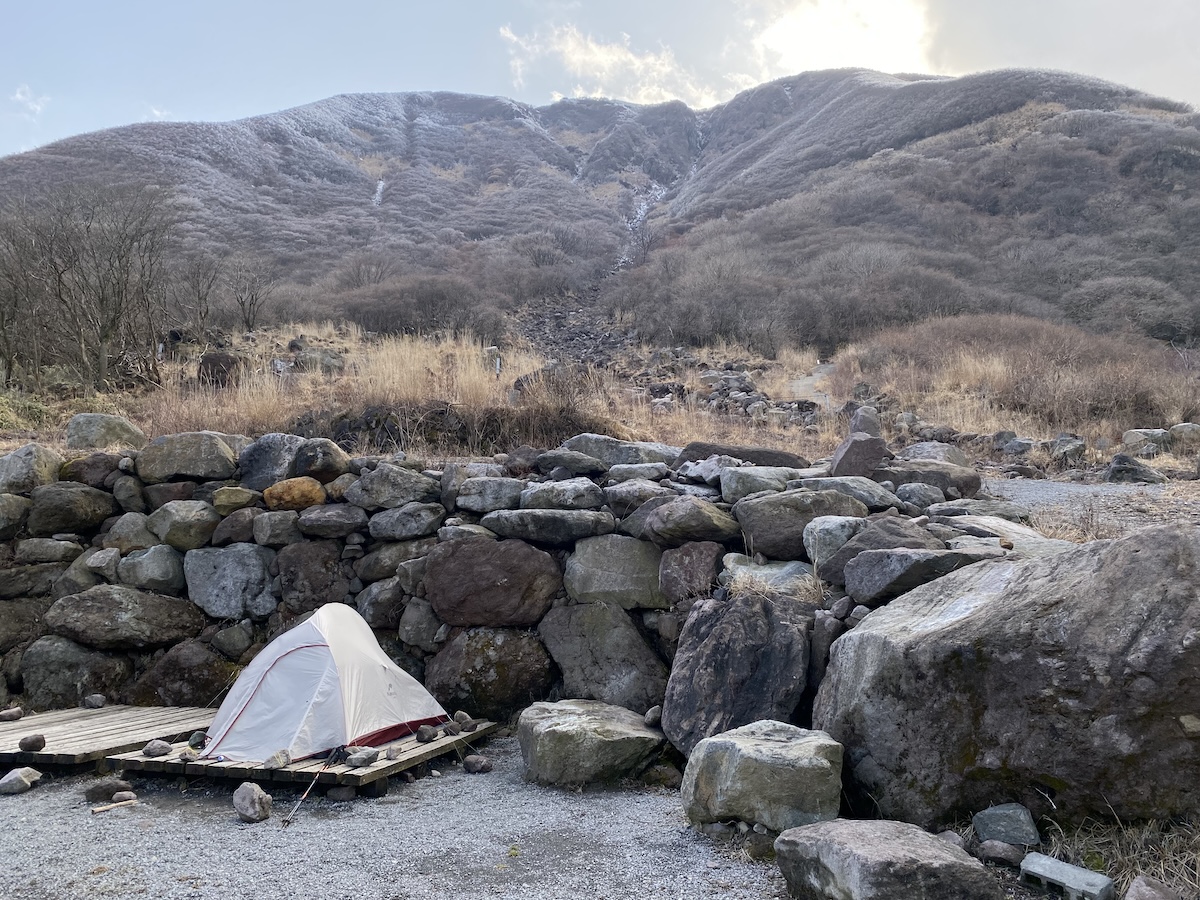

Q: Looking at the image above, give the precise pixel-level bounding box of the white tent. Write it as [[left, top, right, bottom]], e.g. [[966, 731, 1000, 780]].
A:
[[201, 603, 447, 763]]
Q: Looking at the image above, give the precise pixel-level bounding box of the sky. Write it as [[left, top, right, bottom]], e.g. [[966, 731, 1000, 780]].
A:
[[3, 0, 1198, 158]]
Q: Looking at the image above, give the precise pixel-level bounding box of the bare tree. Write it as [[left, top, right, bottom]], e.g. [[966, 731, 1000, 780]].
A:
[[225, 256, 277, 332], [338, 251, 397, 290], [171, 253, 223, 338]]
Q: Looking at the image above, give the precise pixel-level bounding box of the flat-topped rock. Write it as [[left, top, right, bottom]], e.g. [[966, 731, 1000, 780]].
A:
[[518, 699, 665, 786]]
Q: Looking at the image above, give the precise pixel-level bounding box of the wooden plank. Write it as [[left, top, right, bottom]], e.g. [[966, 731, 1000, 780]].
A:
[[0, 706, 215, 766], [30, 711, 212, 756]]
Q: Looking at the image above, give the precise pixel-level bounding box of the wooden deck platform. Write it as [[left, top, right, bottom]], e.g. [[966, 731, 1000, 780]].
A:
[[0, 705, 215, 767], [107, 722, 498, 793]]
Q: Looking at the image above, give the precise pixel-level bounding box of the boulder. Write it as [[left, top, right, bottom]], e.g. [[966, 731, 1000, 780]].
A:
[[197, 350, 249, 387], [734, 490, 868, 562], [844, 547, 1007, 607], [145, 500, 221, 551], [276, 540, 349, 614], [662, 592, 812, 756], [873, 459, 981, 499], [0, 597, 51, 654], [972, 802, 1040, 846], [479, 509, 615, 547], [682, 721, 842, 831], [564, 535, 665, 610], [136, 432, 237, 484], [0, 493, 32, 540], [296, 504, 368, 538], [897, 441, 971, 468], [262, 477, 326, 511], [211, 486, 261, 516], [0, 767, 42, 795], [355, 576, 404, 629], [641, 496, 741, 548], [44, 585, 207, 650], [848, 406, 881, 437], [455, 477, 527, 513], [26, 482, 118, 536], [233, 782, 272, 823], [936, 515, 1075, 558], [672, 441, 809, 469], [560, 433, 681, 467], [59, 451, 123, 488], [425, 538, 561, 627], [926, 499, 1031, 523], [532, 449, 608, 477], [795, 476, 904, 512], [830, 432, 892, 478], [820, 516, 945, 586], [719, 553, 814, 592], [425, 628, 556, 722], [606, 462, 670, 483], [237, 433, 307, 492], [519, 477, 605, 510], [396, 597, 441, 652], [14, 538, 83, 565], [659, 541, 724, 607], [1106, 453, 1167, 484], [116, 545, 186, 595], [0, 443, 64, 495], [803, 516, 868, 573], [814, 524, 1200, 827], [0, 563, 66, 600], [210, 621, 254, 661], [143, 482, 195, 511], [518, 699, 665, 786], [775, 819, 1004, 900], [65, 414, 147, 450], [101, 512, 160, 554], [20, 635, 134, 709], [440, 461, 507, 508], [896, 482, 947, 511], [289, 438, 351, 484], [184, 543, 277, 619], [343, 463, 440, 510], [1125, 875, 1185, 900], [53, 548, 103, 597], [603, 479, 677, 518], [719, 467, 804, 504], [125, 640, 240, 707], [251, 510, 302, 547], [539, 601, 669, 713], [367, 503, 446, 541], [353, 538, 436, 582]]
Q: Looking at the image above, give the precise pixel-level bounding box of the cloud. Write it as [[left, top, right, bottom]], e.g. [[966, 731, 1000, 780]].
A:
[[501, 1, 934, 109], [10, 83, 49, 119], [146, 106, 172, 121], [501, 24, 726, 107]]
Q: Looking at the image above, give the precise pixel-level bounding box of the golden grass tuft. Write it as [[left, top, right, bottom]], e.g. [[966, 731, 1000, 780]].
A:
[[1042, 817, 1200, 897]]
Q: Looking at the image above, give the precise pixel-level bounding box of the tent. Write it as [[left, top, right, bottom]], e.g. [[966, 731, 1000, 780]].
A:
[[201, 603, 447, 763]]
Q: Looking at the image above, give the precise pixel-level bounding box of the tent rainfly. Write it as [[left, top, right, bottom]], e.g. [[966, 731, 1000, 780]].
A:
[[201, 603, 448, 763]]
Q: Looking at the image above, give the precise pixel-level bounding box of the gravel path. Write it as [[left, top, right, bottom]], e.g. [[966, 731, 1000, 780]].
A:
[[0, 736, 788, 900]]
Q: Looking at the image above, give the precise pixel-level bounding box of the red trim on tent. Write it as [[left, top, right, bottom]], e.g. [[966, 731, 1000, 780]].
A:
[[353, 715, 450, 747]]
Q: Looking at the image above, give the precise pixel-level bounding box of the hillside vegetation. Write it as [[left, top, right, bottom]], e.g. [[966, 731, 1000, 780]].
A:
[[0, 68, 1198, 388]]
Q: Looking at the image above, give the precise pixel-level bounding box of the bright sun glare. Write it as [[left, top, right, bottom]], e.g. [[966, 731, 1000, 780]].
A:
[[755, 0, 930, 75]]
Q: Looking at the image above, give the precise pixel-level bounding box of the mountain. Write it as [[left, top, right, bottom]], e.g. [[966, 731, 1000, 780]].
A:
[[1, 68, 1198, 353]]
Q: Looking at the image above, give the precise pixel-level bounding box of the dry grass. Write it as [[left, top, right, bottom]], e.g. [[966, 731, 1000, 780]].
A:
[[726, 571, 828, 609], [1030, 500, 1117, 543], [1042, 817, 1200, 897], [831, 315, 1200, 445]]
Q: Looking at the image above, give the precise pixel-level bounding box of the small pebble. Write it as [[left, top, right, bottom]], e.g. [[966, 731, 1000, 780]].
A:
[[453, 710, 472, 724], [142, 739, 173, 758], [18, 734, 46, 752], [415, 724, 438, 743], [0, 707, 24, 722], [463, 755, 492, 774], [81, 694, 107, 709], [110, 791, 138, 803]]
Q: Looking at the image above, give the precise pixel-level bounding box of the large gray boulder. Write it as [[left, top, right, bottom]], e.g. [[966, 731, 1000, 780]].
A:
[[344, 463, 440, 510], [355, 576, 405, 630], [519, 477, 605, 510], [289, 438, 351, 484], [775, 819, 1004, 900], [733, 490, 868, 561], [718, 466, 804, 504], [0, 443, 63, 495], [276, 540, 349, 614], [938, 515, 1075, 558], [518, 699, 665, 786], [897, 441, 971, 467], [603, 479, 677, 518], [0, 493, 31, 539], [101, 512, 160, 554], [26, 482, 118, 536], [673, 441, 809, 469], [43, 585, 207, 650], [843, 547, 1007, 607], [238, 433, 307, 492], [796, 476, 904, 512], [367, 502, 446, 541], [116, 545, 186, 595], [681, 721, 842, 831], [873, 459, 981, 499], [803, 515, 868, 572], [1105, 453, 1168, 484], [662, 592, 812, 756], [353, 538, 437, 582], [455, 477, 527, 513], [640, 496, 741, 548], [560, 433, 681, 467], [125, 639, 240, 707], [20, 635, 134, 709], [815, 524, 1200, 827], [830, 432, 892, 478], [539, 601, 669, 714], [440, 461, 507, 509], [136, 432, 237, 484], [184, 543, 277, 619], [0, 597, 51, 653], [296, 504, 368, 538], [146, 500, 222, 551], [65, 413, 147, 450], [564, 535, 665, 610], [480, 509, 615, 546], [659, 541, 724, 606], [425, 538, 561, 627], [819, 516, 945, 585], [0, 563, 67, 599], [425, 628, 556, 722]]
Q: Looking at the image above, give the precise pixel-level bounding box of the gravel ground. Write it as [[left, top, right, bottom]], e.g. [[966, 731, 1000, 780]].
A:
[[0, 736, 789, 900]]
